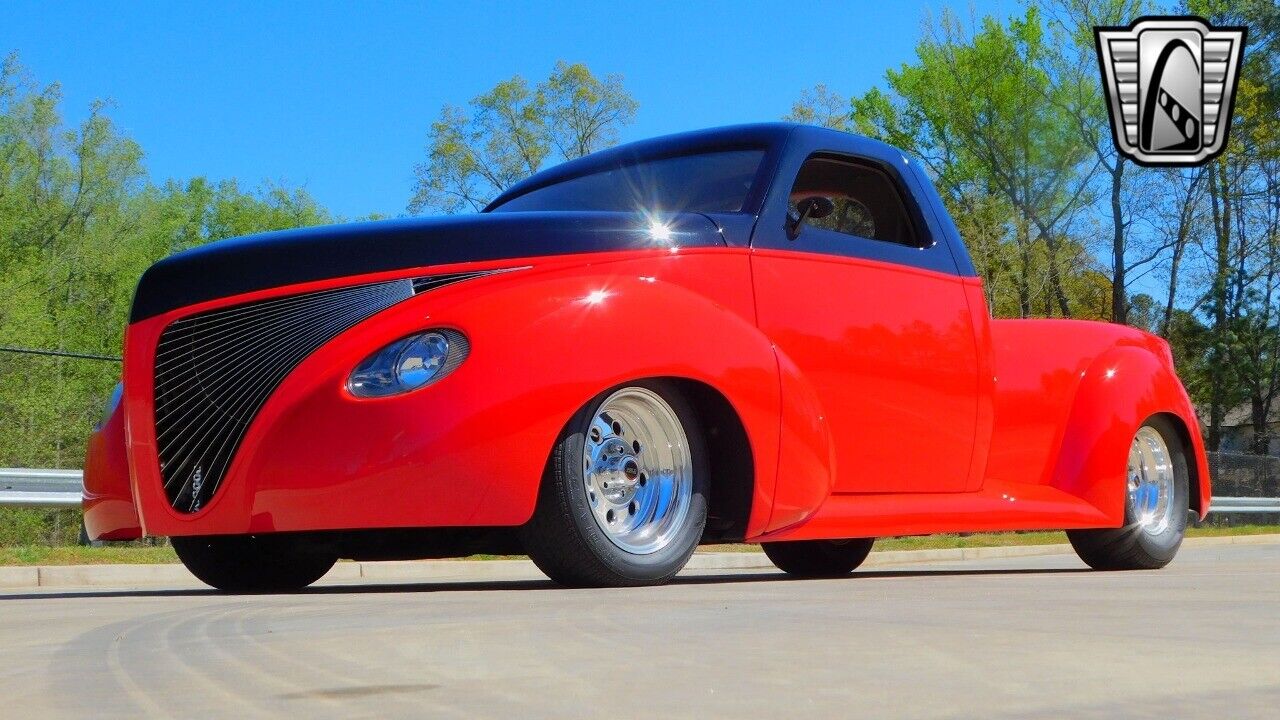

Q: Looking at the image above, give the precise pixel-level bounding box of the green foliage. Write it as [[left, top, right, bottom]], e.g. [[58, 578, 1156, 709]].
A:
[[543, 61, 640, 160], [0, 508, 82, 546], [846, 7, 1101, 319], [0, 52, 334, 471], [783, 84, 852, 130], [409, 61, 637, 214]]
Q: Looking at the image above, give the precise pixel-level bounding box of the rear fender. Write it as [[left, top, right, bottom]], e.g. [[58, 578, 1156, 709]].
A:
[[1050, 344, 1209, 523]]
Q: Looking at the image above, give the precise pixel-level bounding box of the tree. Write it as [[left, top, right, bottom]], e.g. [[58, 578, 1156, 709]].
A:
[[851, 8, 1097, 318], [1148, 167, 1207, 337], [784, 84, 852, 129], [0, 52, 336, 471], [409, 62, 637, 214], [1189, 0, 1280, 450], [0, 53, 143, 467], [1045, 0, 1158, 325], [543, 61, 639, 160]]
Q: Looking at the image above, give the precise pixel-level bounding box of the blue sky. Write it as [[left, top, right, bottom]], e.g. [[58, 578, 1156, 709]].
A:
[[5, 1, 1018, 218]]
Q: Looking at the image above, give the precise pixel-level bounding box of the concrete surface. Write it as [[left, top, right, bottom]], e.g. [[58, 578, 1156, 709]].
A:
[[2, 543, 1277, 719]]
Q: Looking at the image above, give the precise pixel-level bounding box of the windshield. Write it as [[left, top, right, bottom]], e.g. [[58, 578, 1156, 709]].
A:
[[488, 149, 765, 214]]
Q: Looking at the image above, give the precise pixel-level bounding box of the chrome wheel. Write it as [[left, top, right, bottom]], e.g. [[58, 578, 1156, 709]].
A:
[[1128, 426, 1175, 534], [582, 387, 693, 555]]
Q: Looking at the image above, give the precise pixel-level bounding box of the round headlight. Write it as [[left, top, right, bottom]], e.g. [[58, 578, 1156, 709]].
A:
[[395, 332, 450, 388], [348, 329, 467, 398]]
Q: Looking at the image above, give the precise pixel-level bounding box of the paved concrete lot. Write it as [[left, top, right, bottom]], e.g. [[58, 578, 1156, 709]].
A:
[[2, 544, 1277, 719]]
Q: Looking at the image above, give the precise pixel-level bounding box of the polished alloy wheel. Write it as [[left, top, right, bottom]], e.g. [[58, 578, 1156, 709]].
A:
[[1128, 426, 1175, 534], [582, 387, 693, 555]]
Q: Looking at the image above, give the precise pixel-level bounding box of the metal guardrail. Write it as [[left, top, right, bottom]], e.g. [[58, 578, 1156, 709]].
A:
[[1, 467, 1278, 514], [0, 468, 84, 508], [1208, 496, 1280, 514]]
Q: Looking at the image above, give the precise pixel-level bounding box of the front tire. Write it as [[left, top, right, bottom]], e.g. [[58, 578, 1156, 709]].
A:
[[171, 534, 337, 592], [1067, 416, 1190, 570], [521, 381, 708, 587], [763, 538, 876, 578]]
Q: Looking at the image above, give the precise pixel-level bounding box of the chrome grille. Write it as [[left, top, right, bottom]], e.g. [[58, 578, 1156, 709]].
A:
[[154, 280, 414, 512]]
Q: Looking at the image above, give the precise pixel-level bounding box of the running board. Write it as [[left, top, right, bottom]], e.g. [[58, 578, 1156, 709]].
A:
[[751, 480, 1113, 542]]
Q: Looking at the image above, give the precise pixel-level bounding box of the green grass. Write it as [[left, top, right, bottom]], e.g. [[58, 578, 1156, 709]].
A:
[[0, 544, 179, 566], [1, 524, 1276, 566]]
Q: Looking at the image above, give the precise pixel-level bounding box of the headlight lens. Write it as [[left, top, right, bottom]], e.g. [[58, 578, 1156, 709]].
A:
[[348, 329, 467, 398]]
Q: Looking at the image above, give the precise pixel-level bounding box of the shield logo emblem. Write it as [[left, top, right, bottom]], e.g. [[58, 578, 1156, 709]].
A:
[[1095, 17, 1247, 166]]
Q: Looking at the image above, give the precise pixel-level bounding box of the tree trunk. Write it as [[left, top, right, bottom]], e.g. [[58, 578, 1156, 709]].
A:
[[1250, 397, 1272, 455], [1161, 240, 1184, 338], [1044, 231, 1072, 318], [1109, 161, 1127, 324], [1205, 161, 1233, 452], [1016, 218, 1032, 318]]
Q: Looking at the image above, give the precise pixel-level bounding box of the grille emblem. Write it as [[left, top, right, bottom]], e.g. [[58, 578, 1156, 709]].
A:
[[190, 467, 204, 512]]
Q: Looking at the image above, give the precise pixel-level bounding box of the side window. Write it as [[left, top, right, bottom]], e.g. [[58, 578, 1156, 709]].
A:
[[789, 156, 922, 247]]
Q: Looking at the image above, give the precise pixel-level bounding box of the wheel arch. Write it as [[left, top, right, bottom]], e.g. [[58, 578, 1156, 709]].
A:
[[668, 378, 755, 543], [1153, 410, 1204, 518], [1049, 342, 1208, 524], [444, 260, 787, 537]]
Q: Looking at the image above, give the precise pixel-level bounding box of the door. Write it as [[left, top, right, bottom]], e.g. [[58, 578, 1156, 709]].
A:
[[751, 153, 979, 494]]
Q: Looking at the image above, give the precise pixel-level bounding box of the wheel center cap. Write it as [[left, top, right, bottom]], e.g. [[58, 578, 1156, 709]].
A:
[[593, 455, 640, 502]]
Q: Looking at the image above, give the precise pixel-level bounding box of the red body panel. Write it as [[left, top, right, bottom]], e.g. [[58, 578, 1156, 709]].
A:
[[84, 248, 1210, 543], [82, 400, 142, 541], [751, 249, 980, 495]]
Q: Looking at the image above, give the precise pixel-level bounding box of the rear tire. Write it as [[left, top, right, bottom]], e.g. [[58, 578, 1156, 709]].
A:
[[1067, 416, 1189, 570], [171, 534, 337, 592], [762, 538, 875, 578], [521, 380, 708, 587]]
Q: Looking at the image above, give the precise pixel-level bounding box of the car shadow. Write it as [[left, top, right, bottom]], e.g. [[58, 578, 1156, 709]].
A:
[[0, 565, 1091, 601]]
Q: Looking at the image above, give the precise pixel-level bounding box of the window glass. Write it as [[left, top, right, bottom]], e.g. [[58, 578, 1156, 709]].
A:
[[789, 157, 921, 246], [489, 150, 764, 214]]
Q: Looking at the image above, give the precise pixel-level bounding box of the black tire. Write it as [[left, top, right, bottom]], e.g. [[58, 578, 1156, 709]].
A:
[[521, 380, 708, 587], [171, 534, 337, 592], [762, 538, 876, 578], [1067, 416, 1190, 570]]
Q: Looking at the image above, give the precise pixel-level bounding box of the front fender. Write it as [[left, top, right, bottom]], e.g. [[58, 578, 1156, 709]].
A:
[[1050, 343, 1210, 524], [134, 250, 790, 537], [763, 348, 837, 533], [82, 393, 142, 541]]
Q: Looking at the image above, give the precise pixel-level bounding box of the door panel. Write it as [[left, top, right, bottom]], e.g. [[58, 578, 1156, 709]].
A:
[[752, 246, 979, 493]]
